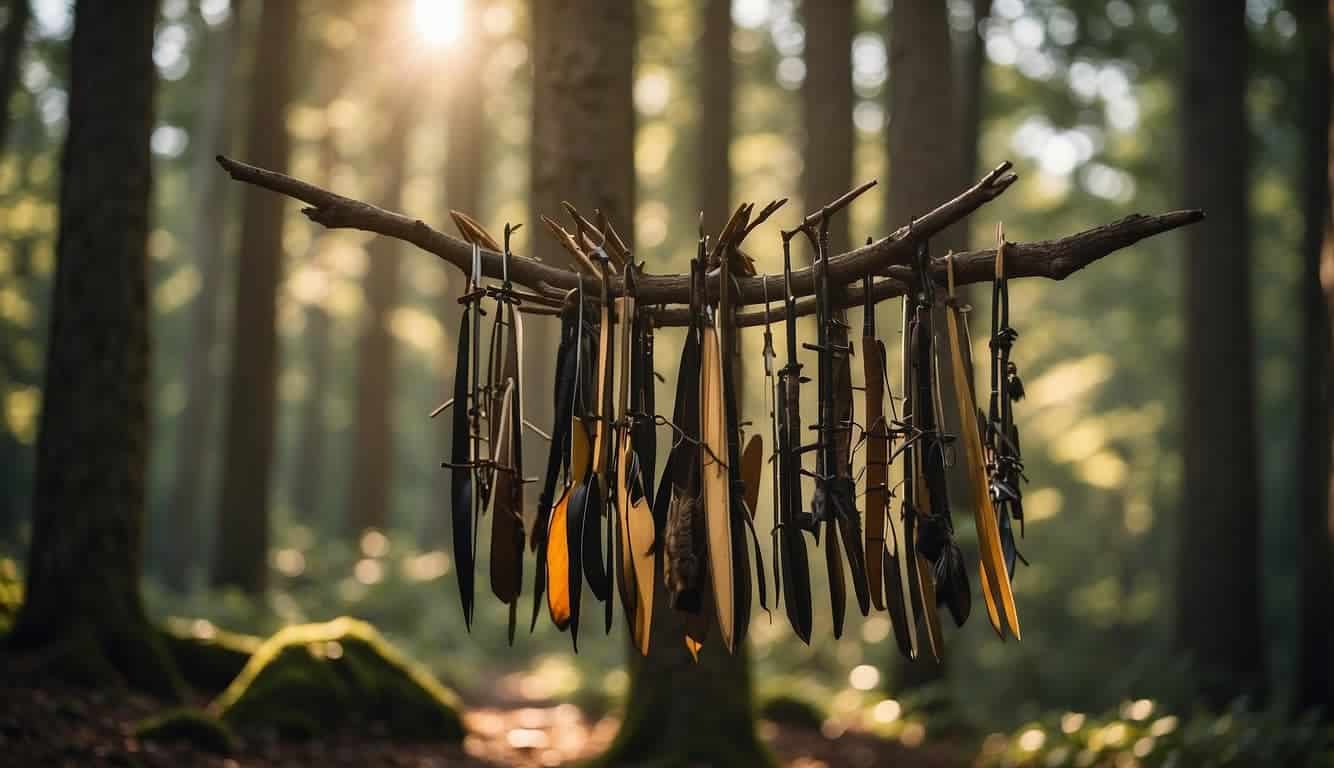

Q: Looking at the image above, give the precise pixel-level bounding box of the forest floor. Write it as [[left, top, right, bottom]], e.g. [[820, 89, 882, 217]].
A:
[[0, 684, 970, 767]]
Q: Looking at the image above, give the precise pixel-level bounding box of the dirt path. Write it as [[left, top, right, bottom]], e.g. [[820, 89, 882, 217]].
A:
[[0, 685, 968, 767]]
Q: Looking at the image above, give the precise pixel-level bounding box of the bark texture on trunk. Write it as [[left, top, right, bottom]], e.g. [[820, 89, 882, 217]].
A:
[[1177, 0, 1264, 708], [526, 0, 637, 444], [8, 0, 180, 697], [344, 94, 415, 538], [1297, 0, 1334, 717], [161, 0, 244, 591], [699, 0, 733, 236], [601, 582, 768, 766], [959, 0, 992, 195], [212, 0, 299, 593], [802, 0, 854, 258], [887, 0, 961, 692], [529, 0, 636, 262]]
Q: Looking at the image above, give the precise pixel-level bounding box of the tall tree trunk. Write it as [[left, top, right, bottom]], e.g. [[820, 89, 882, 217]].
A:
[[527, 0, 637, 463], [529, 0, 757, 763], [7, 0, 181, 697], [287, 139, 337, 530], [599, 2, 766, 764], [344, 93, 415, 538], [160, 0, 244, 591], [529, 1, 636, 241], [426, 4, 487, 548], [0, 0, 30, 155], [959, 0, 991, 194], [212, 0, 299, 594], [886, 0, 963, 693], [1297, 0, 1333, 717], [801, 0, 854, 257], [699, 0, 732, 235], [1177, 0, 1263, 708]]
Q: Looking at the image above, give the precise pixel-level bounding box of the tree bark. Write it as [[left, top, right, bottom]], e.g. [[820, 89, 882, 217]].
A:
[[802, 0, 854, 259], [344, 93, 415, 538], [960, 0, 992, 196], [888, 0, 965, 256], [887, 0, 962, 693], [212, 0, 299, 594], [527, 0, 637, 458], [699, 0, 733, 236], [598, 3, 766, 764], [160, 0, 244, 592], [0, 0, 30, 155], [1176, 0, 1264, 707], [7, 0, 181, 697], [1297, 0, 1334, 716]]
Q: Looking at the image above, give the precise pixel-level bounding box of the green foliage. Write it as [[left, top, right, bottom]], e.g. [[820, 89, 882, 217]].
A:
[[977, 700, 1334, 768], [134, 708, 240, 755], [211, 616, 464, 742]]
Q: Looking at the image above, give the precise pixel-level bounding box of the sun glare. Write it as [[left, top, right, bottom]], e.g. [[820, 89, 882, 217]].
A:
[[413, 0, 465, 48]]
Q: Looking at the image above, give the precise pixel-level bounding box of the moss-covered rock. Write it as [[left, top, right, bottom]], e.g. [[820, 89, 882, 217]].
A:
[[159, 618, 261, 696], [210, 617, 465, 742], [135, 708, 239, 755]]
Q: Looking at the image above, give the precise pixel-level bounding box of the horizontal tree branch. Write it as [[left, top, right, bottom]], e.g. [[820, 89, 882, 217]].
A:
[[216, 154, 1202, 327], [217, 155, 1017, 304], [652, 210, 1204, 327]]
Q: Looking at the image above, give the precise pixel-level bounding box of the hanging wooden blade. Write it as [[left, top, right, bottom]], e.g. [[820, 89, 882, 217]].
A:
[[532, 309, 578, 631], [450, 309, 475, 629], [700, 324, 736, 652], [862, 334, 889, 612], [488, 380, 523, 608], [777, 371, 813, 644], [913, 468, 945, 662], [740, 435, 763, 517], [946, 301, 1020, 640]]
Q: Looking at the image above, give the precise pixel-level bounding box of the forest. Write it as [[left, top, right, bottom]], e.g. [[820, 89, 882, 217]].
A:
[[0, 0, 1331, 766]]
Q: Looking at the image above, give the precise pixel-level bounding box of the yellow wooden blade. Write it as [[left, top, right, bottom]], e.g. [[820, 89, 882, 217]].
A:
[[592, 300, 612, 475], [915, 553, 944, 662], [946, 307, 1021, 640], [699, 325, 735, 652], [620, 441, 656, 655]]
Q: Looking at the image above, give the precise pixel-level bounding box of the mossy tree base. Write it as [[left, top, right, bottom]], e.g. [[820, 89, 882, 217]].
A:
[[6, 608, 184, 700], [210, 617, 465, 742], [159, 618, 261, 697], [589, 585, 776, 768]]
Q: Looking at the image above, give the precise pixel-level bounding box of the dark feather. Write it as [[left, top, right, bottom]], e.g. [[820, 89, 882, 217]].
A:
[[450, 310, 475, 629]]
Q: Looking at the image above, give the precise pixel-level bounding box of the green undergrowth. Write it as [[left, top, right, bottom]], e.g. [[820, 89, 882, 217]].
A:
[[976, 700, 1334, 768], [135, 708, 239, 754], [209, 616, 465, 742]]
